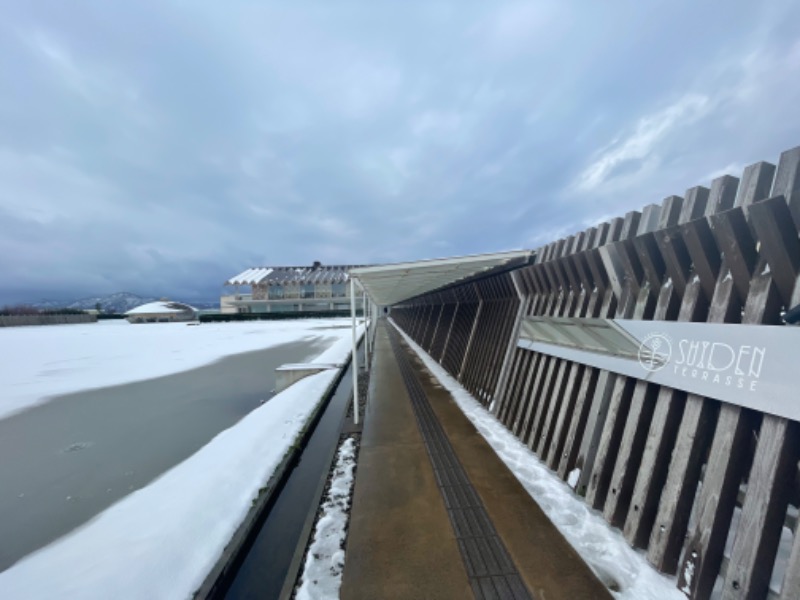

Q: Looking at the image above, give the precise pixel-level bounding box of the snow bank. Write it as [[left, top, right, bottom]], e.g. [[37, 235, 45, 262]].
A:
[[295, 436, 358, 600], [0, 318, 354, 421], [391, 320, 685, 600], [0, 329, 359, 600]]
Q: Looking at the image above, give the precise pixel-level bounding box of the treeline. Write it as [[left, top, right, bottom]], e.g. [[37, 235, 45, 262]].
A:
[[0, 305, 88, 316]]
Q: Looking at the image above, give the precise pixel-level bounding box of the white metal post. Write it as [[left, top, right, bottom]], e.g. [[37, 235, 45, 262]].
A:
[[350, 277, 360, 425], [363, 291, 370, 369]]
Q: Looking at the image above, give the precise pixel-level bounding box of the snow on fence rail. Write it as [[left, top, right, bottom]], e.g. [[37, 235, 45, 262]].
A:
[[391, 144, 800, 600]]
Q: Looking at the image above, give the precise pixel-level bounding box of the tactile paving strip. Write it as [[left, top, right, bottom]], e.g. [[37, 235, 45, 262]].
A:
[[387, 326, 534, 600]]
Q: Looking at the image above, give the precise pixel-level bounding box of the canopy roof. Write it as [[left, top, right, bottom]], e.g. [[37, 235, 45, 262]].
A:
[[349, 250, 534, 306], [226, 264, 360, 286]]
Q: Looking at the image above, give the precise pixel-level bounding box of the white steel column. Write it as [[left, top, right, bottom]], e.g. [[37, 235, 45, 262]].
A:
[[350, 277, 359, 425], [363, 291, 370, 369]]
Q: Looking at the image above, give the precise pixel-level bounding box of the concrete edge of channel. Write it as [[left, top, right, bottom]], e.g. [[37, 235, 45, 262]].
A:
[[277, 351, 366, 600], [193, 352, 354, 600], [279, 336, 370, 599]]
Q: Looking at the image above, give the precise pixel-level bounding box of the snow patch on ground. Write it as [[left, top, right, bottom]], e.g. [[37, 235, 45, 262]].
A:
[[391, 320, 685, 600], [295, 436, 358, 600], [567, 468, 581, 489], [0, 318, 354, 421]]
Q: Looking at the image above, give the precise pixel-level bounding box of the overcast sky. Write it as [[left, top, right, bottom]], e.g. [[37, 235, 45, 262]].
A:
[[1, 1, 799, 303]]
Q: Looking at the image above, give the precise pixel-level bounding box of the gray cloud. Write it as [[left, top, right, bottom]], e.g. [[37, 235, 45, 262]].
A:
[[1, 1, 800, 303]]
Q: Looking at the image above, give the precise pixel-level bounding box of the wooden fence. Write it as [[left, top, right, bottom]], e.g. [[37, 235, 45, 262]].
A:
[[391, 144, 800, 599]]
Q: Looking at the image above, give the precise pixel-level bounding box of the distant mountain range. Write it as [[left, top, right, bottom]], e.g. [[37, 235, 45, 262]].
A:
[[29, 292, 219, 314]]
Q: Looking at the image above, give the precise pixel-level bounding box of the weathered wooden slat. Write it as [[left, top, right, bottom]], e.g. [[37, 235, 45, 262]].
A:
[[780, 498, 800, 599], [681, 218, 722, 301], [558, 367, 600, 485], [721, 416, 800, 599], [546, 360, 581, 470], [515, 253, 570, 440], [659, 195, 685, 228], [639, 203, 663, 233], [654, 225, 691, 296], [585, 375, 637, 509], [500, 269, 542, 426], [640, 166, 779, 578], [680, 186, 711, 222], [585, 211, 656, 510], [531, 239, 586, 455], [509, 301, 545, 433], [748, 195, 800, 307], [708, 174, 740, 214], [501, 348, 527, 427], [491, 271, 527, 417], [708, 208, 759, 306], [645, 263, 741, 574], [677, 403, 757, 598], [585, 244, 610, 296], [603, 214, 685, 528], [603, 217, 622, 245], [678, 273, 783, 598], [535, 355, 571, 459], [602, 239, 643, 301], [502, 344, 531, 427], [523, 245, 575, 449], [573, 214, 638, 494], [545, 241, 598, 471], [537, 314, 585, 458], [735, 161, 776, 208], [646, 392, 719, 573], [440, 301, 459, 366], [770, 146, 800, 227], [554, 227, 614, 481], [624, 279, 710, 550], [426, 299, 443, 353], [633, 231, 666, 290], [457, 285, 483, 380], [513, 343, 552, 438], [717, 157, 800, 598], [602, 380, 660, 527]]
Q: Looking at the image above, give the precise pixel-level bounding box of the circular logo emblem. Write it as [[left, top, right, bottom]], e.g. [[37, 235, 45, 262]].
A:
[[638, 333, 672, 372]]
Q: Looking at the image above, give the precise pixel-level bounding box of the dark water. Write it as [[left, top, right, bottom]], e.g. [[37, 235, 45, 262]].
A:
[[222, 347, 361, 600], [0, 339, 327, 572]]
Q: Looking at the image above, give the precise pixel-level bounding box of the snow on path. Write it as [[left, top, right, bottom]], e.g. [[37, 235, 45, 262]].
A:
[[0, 318, 353, 421], [391, 320, 685, 600], [0, 329, 362, 600], [295, 436, 358, 600]]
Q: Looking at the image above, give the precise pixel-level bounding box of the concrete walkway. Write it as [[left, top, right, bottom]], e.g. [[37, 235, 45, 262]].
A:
[[340, 322, 611, 600]]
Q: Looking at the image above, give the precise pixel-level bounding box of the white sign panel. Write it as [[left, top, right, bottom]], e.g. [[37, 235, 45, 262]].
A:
[[518, 318, 800, 422]]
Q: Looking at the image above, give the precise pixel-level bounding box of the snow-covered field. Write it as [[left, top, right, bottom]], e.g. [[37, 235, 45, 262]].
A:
[[391, 320, 686, 600], [0, 322, 363, 599], [0, 318, 353, 421]]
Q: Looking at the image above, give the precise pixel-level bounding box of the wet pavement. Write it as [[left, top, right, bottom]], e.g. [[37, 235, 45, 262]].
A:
[[340, 322, 611, 600]]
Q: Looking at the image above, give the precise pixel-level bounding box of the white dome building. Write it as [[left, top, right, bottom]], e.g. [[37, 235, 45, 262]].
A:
[[124, 300, 197, 324]]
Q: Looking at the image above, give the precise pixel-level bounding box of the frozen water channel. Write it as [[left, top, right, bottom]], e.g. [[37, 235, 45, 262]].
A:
[[0, 340, 325, 572], [0, 319, 350, 574]]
